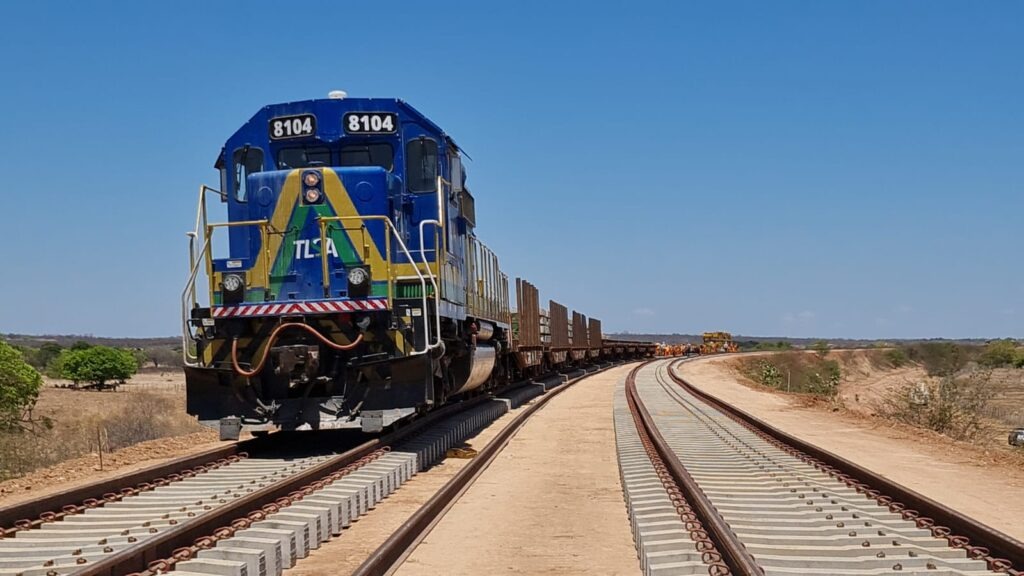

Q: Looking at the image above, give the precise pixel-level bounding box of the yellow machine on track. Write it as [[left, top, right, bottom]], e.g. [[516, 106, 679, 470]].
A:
[[700, 332, 738, 354]]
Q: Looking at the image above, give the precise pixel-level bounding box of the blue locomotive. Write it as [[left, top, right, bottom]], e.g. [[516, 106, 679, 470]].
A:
[[182, 93, 652, 437]]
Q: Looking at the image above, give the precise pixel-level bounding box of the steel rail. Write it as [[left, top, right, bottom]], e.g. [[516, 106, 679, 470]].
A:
[[74, 394, 495, 576], [0, 440, 255, 537], [350, 363, 621, 576], [626, 361, 763, 576], [667, 359, 1024, 576], [622, 361, 733, 575]]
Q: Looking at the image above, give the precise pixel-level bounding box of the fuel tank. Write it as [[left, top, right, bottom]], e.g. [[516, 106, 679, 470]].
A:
[[450, 343, 496, 395]]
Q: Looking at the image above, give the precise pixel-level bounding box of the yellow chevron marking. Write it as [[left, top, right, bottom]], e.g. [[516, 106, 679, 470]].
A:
[[320, 169, 387, 272], [246, 171, 301, 287]]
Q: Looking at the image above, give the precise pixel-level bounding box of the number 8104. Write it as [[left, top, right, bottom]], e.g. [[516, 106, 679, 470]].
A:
[[269, 114, 316, 140], [346, 113, 396, 134]]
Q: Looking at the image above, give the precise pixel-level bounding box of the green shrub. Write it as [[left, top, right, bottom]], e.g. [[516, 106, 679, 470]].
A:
[[812, 340, 831, 359], [56, 346, 138, 386], [883, 348, 909, 368], [978, 340, 1021, 368], [757, 360, 782, 387], [740, 353, 841, 398], [19, 343, 64, 371], [0, 341, 43, 431], [806, 359, 841, 396]]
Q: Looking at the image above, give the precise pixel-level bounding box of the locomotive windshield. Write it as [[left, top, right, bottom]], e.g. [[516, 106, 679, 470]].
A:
[[275, 143, 395, 171], [277, 146, 331, 169], [340, 143, 393, 170]]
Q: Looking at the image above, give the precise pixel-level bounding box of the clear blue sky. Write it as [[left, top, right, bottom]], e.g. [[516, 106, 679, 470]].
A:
[[0, 1, 1020, 339]]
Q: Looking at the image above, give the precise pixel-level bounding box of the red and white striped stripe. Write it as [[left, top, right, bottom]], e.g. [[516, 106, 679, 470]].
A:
[[211, 298, 387, 318]]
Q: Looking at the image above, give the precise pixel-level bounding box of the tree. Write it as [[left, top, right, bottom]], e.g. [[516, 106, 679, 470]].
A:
[[812, 340, 831, 358], [131, 349, 149, 370], [0, 341, 43, 430], [146, 347, 182, 370], [17, 342, 65, 371], [884, 347, 909, 368], [36, 343, 63, 369], [14, 345, 39, 368], [907, 342, 967, 377], [57, 346, 138, 387], [45, 351, 68, 379]]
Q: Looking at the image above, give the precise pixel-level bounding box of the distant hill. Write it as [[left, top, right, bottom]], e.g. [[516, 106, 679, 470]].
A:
[[605, 333, 994, 348], [2, 333, 180, 349]]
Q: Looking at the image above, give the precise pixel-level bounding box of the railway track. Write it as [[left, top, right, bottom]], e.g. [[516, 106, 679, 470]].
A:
[[0, 366, 613, 576], [619, 358, 1024, 576]]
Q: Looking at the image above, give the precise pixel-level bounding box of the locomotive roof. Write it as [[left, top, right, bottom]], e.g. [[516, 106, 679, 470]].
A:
[[218, 97, 459, 167]]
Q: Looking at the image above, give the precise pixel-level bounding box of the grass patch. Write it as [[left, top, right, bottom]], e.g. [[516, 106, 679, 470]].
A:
[[0, 392, 203, 481]]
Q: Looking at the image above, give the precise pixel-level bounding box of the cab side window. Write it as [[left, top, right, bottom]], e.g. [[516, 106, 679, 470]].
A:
[[406, 138, 438, 193], [233, 147, 264, 202]]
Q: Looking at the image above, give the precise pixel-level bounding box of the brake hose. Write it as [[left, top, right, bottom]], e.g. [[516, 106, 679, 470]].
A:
[[231, 322, 364, 378]]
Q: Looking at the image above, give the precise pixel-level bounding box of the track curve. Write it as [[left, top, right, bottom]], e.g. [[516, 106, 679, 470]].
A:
[[620, 357, 1024, 576]]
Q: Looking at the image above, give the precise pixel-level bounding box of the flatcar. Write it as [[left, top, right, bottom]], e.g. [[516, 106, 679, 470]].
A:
[[181, 92, 653, 438]]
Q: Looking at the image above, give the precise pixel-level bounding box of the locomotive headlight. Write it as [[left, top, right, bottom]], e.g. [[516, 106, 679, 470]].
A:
[[347, 266, 371, 298], [221, 273, 245, 305], [347, 267, 369, 286], [222, 273, 245, 293], [304, 188, 322, 203], [303, 171, 321, 187]]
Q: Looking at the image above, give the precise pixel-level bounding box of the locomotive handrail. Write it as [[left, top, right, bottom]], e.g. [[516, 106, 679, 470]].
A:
[[182, 184, 219, 366], [314, 215, 393, 305], [316, 215, 436, 356], [181, 235, 212, 366], [435, 175, 448, 267], [182, 181, 271, 367], [204, 220, 272, 300], [187, 185, 218, 309], [418, 219, 443, 351]]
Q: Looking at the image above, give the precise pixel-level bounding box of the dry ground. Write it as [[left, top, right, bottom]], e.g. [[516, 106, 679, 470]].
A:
[[396, 365, 640, 576], [824, 351, 1024, 429], [982, 368, 1024, 428], [0, 369, 218, 504], [293, 366, 640, 576]]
